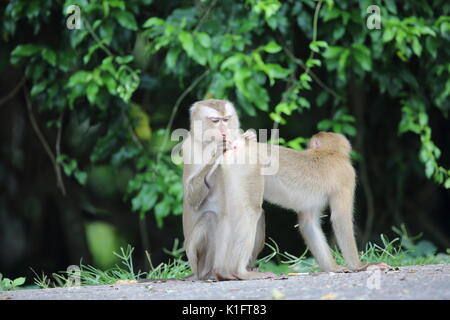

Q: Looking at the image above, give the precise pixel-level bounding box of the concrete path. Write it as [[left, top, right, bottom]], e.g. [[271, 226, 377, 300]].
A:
[[1, 264, 449, 300]]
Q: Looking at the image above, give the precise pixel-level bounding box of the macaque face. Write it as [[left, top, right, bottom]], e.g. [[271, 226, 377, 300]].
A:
[[191, 100, 240, 145], [206, 113, 232, 139]]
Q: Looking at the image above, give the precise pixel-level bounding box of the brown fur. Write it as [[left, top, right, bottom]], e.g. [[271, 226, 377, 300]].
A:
[[262, 132, 361, 272]]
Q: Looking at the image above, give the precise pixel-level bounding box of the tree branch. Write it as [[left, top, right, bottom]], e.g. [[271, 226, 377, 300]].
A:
[[24, 87, 66, 196], [283, 46, 344, 101], [194, 0, 219, 31], [0, 77, 26, 107], [157, 69, 210, 162]]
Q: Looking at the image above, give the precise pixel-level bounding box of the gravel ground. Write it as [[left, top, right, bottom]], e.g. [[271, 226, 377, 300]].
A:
[[1, 264, 449, 300]]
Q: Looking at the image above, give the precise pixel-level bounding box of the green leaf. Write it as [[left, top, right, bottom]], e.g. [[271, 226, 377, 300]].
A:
[[196, 32, 211, 48], [86, 83, 99, 104], [337, 49, 350, 76], [265, 63, 291, 79], [425, 160, 434, 178], [192, 42, 207, 66], [12, 277, 25, 287], [318, 119, 332, 130], [142, 185, 158, 211], [103, 75, 117, 94], [116, 55, 134, 64], [42, 49, 57, 66], [425, 37, 437, 58], [309, 40, 328, 53], [155, 201, 170, 227], [260, 41, 282, 53], [115, 11, 138, 31], [316, 91, 328, 107], [275, 102, 294, 115], [68, 71, 92, 87], [109, 0, 125, 10], [384, 0, 397, 14], [166, 47, 181, 69], [382, 28, 396, 42], [323, 46, 343, 59], [11, 44, 40, 57], [142, 17, 165, 28], [270, 112, 286, 125], [444, 178, 450, 189], [306, 58, 321, 68], [220, 55, 243, 70], [178, 31, 194, 56], [221, 37, 233, 52], [298, 97, 310, 109], [31, 82, 47, 96], [412, 38, 422, 57], [342, 124, 357, 136], [74, 171, 87, 185], [351, 43, 372, 71]]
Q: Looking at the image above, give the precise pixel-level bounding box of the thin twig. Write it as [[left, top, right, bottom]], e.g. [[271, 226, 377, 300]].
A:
[[122, 109, 145, 150], [24, 87, 66, 196], [304, 0, 323, 76], [55, 111, 67, 196], [283, 46, 344, 101], [0, 77, 26, 107], [84, 19, 114, 57], [157, 69, 210, 162], [194, 0, 219, 31]]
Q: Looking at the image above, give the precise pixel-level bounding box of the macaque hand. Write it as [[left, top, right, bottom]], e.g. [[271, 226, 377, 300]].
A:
[[210, 139, 232, 162], [242, 129, 257, 142]]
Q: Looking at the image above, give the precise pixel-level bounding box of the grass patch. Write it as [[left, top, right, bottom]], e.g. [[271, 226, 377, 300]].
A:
[[26, 224, 450, 289], [258, 224, 450, 274], [32, 240, 191, 289]]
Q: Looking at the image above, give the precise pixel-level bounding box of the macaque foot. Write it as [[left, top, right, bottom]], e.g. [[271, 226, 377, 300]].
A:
[[357, 262, 392, 272], [237, 271, 280, 280], [247, 266, 260, 272], [215, 270, 279, 281], [328, 266, 351, 273]]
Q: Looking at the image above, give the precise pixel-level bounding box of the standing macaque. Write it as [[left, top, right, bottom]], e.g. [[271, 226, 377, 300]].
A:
[[263, 132, 389, 272], [182, 99, 270, 280]]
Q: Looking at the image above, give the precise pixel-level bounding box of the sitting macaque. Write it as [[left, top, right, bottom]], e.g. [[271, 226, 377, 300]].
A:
[[182, 99, 273, 280]]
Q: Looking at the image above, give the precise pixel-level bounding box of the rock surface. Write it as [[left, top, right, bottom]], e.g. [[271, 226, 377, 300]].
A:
[[1, 264, 449, 300]]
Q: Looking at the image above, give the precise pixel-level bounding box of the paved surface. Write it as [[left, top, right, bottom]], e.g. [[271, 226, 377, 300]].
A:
[[1, 264, 449, 300]]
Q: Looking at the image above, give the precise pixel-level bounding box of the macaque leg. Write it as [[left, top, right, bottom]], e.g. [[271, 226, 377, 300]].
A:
[[214, 209, 275, 280], [329, 191, 363, 270], [212, 214, 235, 280], [297, 211, 340, 272], [330, 192, 391, 272], [249, 211, 266, 270], [213, 207, 259, 280], [185, 212, 217, 280]]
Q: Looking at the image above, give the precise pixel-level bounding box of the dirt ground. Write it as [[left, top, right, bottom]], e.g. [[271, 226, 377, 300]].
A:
[[1, 264, 449, 300]]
